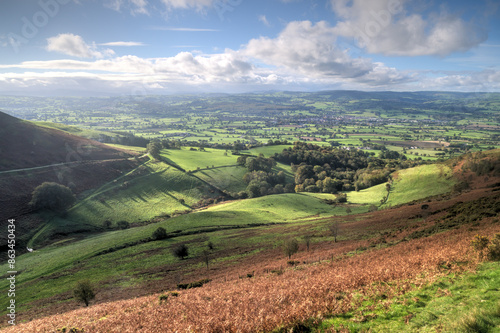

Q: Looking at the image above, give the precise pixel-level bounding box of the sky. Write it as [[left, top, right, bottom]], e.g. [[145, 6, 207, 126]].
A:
[[0, 0, 499, 96]]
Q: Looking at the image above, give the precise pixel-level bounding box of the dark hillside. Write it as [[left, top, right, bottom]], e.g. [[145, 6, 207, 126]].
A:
[[0, 111, 132, 171]]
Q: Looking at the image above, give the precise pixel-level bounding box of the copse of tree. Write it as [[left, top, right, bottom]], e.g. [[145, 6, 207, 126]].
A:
[[274, 142, 423, 194], [245, 155, 276, 172], [147, 141, 162, 159], [29, 182, 76, 213]]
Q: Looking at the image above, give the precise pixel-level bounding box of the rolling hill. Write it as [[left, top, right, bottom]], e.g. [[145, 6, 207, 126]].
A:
[[0, 111, 142, 255], [0, 111, 131, 171]]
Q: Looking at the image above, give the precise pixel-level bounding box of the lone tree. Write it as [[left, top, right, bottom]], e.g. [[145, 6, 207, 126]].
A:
[[74, 280, 95, 307], [283, 238, 299, 259], [29, 182, 75, 213], [303, 235, 312, 252], [152, 227, 167, 240], [201, 249, 210, 269], [172, 244, 189, 260], [329, 221, 340, 243]]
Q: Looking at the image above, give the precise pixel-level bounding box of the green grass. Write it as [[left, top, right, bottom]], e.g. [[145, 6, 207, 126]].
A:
[[160, 148, 238, 171], [104, 143, 147, 152], [320, 261, 500, 332], [347, 183, 388, 205], [0, 192, 348, 314], [384, 164, 456, 207], [247, 145, 293, 157], [194, 165, 248, 193], [34, 121, 122, 140], [347, 163, 456, 208], [29, 160, 217, 247]]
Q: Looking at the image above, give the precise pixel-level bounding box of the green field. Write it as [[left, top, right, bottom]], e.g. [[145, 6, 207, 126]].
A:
[[194, 165, 248, 193], [160, 148, 238, 171], [385, 164, 456, 206]]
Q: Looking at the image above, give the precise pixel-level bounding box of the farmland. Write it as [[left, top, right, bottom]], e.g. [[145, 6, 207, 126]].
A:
[[1, 91, 499, 161], [0, 92, 499, 332]]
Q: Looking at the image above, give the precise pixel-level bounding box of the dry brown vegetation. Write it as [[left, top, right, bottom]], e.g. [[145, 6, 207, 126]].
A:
[[5, 212, 498, 332], [3, 151, 499, 332]]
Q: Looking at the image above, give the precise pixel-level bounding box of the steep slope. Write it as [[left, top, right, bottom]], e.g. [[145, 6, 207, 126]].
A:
[[0, 111, 130, 171]]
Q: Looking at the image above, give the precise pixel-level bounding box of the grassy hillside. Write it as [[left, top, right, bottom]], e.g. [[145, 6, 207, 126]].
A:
[[27, 159, 219, 247], [160, 148, 239, 171], [1, 152, 498, 331], [347, 164, 456, 207], [385, 164, 456, 207], [0, 111, 130, 171], [194, 166, 248, 193]]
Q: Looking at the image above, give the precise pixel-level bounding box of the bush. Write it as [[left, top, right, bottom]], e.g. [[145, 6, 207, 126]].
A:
[[152, 227, 167, 240], [159, 294, 169, 304], [177, 278, 211, 290], [172, 244, 189, 260], [487, 233, 500, 261], [471, 235, 490, 260], [283, 238, 299, 259], [29, 182, 76, 213], [73, 280, 95, 307], [117, 221, 130, 230], [102, 220, 112, 229]]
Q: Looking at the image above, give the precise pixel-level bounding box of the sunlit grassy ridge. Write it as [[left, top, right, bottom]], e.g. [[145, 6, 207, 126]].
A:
[[385, 164, 456, 207]]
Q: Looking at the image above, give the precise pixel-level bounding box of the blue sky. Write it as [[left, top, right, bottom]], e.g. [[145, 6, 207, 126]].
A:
[[0, 0, 499, 95]]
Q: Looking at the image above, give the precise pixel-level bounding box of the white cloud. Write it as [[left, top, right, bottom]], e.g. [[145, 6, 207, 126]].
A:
[[160, 0, 214, 11], [258, 15, 271, 27], [150, 27, 219, 31], [46, 33, 114, 58], [99, 41, 146, 46], [104, 0, 149, 15], [330, 0, 487, 56], [243, 20, 412, 86]]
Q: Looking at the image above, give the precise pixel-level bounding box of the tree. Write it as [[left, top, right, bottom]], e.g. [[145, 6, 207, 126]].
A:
[[201, 249, 210, 269], [328, 221, 340, 243], [147, 141, 162, 159], [282, 238, 299, 259], [117, 220, 130, 229], [29, 182, 76, 213], [152, 227, 167, 240], [74, 280, 95, 307], [102, 220, 112, 229], [173, 244, 189, 260], [303, 235, 312, 252]]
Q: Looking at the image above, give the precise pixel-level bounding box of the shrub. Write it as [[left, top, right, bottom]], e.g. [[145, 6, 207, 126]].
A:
[[159, 294, 169, 304], [177, 278, 211, 290], [471, 235, 489, 260], [117, 221, 130, 230], [73, 280, 95, 307], [152, 227, 168, 240], [283, 238, 299, 259], [29, 182, 76, 213], [172, 244, 189, 260], [487, 233, 500, 261], [57, 327, 84, 333], [102, 220, 112, 229]]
